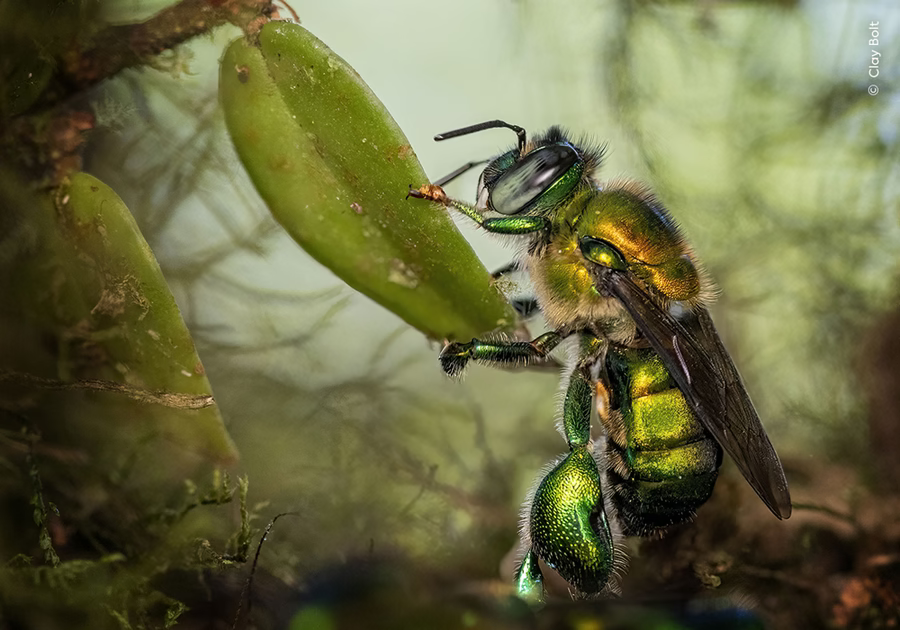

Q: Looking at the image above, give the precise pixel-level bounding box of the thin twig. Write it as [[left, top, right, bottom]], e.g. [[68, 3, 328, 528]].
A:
[[735, 565, 820, 593], [792, 501, 862, 533], [232, 512, 300, 630], [0, 370, 215, 410], [59, 0, 275, 93]]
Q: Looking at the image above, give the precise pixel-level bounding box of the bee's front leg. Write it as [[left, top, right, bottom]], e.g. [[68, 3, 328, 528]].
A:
[[407, 184, 549, 235]]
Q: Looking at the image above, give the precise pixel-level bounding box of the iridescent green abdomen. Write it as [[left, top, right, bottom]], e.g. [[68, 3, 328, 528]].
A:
[[600, 346, 721, 534]]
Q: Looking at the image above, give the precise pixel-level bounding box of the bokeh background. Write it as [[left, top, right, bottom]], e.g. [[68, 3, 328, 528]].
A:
[[2, 0, 900, 627]]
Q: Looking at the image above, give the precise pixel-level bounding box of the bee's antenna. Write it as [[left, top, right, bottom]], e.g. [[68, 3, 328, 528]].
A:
[[433, 160, 489, 187], [434, 120, 527, 154]]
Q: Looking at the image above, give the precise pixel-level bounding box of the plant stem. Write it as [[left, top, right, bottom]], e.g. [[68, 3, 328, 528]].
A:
[[60, 0, 276, 92]]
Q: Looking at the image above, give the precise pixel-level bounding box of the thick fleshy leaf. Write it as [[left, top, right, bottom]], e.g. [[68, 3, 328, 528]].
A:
[[220, 23, 515, 341], [0, 172, 237, 500]]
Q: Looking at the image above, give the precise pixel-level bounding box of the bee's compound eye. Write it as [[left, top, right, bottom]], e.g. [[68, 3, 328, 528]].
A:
[[490, 144, 580, 215], [580, 237, 627, 271]]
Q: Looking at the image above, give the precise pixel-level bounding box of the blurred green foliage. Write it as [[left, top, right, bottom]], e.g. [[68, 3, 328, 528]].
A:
[[0, 172, 235, 500]]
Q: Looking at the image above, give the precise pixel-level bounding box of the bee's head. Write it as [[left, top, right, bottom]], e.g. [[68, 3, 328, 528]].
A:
[[435, 121, 603, 216]]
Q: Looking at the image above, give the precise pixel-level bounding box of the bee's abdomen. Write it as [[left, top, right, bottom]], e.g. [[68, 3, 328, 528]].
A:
[[606, 440, 720, 535], [600, 347, 722, 535]]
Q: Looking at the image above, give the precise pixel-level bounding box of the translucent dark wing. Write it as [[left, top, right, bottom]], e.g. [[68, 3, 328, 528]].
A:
[[592, 267, 792, 519]]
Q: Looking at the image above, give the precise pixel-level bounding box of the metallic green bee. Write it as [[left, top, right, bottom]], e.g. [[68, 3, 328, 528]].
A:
[[408, 120, 791, 601]]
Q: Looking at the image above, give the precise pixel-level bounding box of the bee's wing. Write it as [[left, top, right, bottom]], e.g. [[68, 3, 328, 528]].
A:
[[596, 267, 792, 519]]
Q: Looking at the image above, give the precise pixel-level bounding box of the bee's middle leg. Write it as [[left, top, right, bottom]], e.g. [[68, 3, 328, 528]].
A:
[[439, 331, 563, 376]]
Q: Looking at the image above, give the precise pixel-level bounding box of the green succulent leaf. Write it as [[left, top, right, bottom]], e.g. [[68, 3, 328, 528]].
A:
[[220, 22, 515, 341], [0, 172, 237, 501]]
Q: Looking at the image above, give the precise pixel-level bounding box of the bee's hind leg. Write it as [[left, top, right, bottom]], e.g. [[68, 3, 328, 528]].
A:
[[513, 548, 544, 603], [514, 368, 618, 601], [520, 446, 616, 600]]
